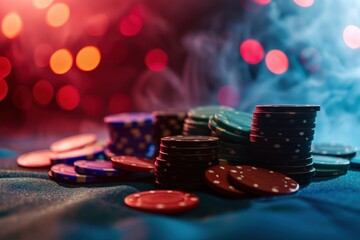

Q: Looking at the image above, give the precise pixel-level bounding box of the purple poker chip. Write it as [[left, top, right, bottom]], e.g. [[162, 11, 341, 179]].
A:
[[104, 113, 154, 127], [50, 164, 105, 183], [51, 145, 105, 165], [74, 160, 128, 177]]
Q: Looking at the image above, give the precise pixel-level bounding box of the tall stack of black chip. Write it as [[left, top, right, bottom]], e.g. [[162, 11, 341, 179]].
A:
[[250, 105, 320, 185], [183, 106, 234, 136], [155, 136, 220, 190], [152, 111, 186, 156]]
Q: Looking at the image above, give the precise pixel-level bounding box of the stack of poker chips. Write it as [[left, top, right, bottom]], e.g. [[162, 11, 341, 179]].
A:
[[104, 113, 155, 158], [155, 135, 220, 190], [183, 105, 234, 136], [312, 155, 350, 178], [250, 105, 321, 185], [208, 110, 253, 165], [152, 111, 187, 156]]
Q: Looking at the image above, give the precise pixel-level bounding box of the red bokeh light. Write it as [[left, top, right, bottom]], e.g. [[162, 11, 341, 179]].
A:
[[108, 93, 132, 114], [240, 39, 264, 64], [56, 85, 80, 111], [33, 80, 54, 106], [118, 14, 143, 37], [145, 48, 168, 71], [0, 57, 11, 78], [217, 86, 240, 108], [81, 95, 104, 117], [265, 50, 289, 74], [86, 14, 110, 37], [0, 78, 8, 101], [13, 86, 33, 110], [34, 43, 53, 68]]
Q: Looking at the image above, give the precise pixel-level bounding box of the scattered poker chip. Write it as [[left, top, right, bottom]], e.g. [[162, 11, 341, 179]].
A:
[[51, 145, 105, 165], [50, 133, 97, 153], [213, 111, 252, 137], [312, 143, 357, 159], [205, 165, 249, 198], [312, 155, 350, 170], [228, 165, 299, 196], [17, 150, 52, 168], [111, 156, 155, 173], [314, 168, 347, 178], [124, 190, 199, 214], [104, 112, 154, 127], [51, 164, 105, 183], [187, 105, 234, 121], [161, 136, 219, 147], [255, 105, 321, 112], [74, 160, 128, 177]]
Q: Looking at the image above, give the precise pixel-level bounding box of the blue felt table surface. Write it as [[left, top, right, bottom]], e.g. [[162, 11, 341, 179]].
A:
[[1, 148, 360, 240]]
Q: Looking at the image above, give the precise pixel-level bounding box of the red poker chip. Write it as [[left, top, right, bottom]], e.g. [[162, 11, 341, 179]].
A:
[[17, 150, 52, 168], [228, 165, 299, 196], [124, 190, 199, 214], [111, 156, 155, 173], [50, 134, 97, 153], [205, 165, 249, 198]]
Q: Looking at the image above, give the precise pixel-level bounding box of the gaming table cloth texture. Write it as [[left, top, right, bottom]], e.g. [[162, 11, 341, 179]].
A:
[[1, 150, 360, 240]]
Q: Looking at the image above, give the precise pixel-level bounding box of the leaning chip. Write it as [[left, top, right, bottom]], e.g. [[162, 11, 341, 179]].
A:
[[124, 190, 199, 214], [228, 165, 299, 196], [74, 160, 128, 177], [17, 150, 52, 168], [50, 133, 97, 153], [51, 145, 105, 165], [50, 164, 105, 183], [111, 156, 155, 173]]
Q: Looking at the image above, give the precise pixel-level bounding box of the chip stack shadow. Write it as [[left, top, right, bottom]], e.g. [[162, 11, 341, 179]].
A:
[[250, 105, 321, 185], [155, 136, 220, 190]]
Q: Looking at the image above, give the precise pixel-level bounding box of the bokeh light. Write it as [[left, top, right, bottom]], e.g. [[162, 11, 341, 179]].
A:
[[301, 47, 322, 72], [50, 49, 73, 74], [33, 80, 54, 106], [1, 12, 23, 39], [145, 48, 168, 71], [118, 14, 143, 37], [81, 95, 104, 117], [76, 46, 101, 71], [217, 86, 240, 107], [0, 57, 12, 78], [56, 85, 80, 111], [13, 86, 33, 110], [265, 50, 289, 74], [32, 0, 53, 9], [343, 25, 360, 49], [109, 93, 132, 114], [86, 14, 109, 37], [240, 39, 264, 64], [293, 0, 314, 8], [34, 43, 53, 68], [253, 0, 271, 5], [46, 3, 70, 27], [0, 79, 8, 102]]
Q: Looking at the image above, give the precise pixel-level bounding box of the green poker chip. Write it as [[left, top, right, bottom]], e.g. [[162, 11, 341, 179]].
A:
[[187, 105, 234, 122], [214, 110, 252, 137], [208, 116, 249, 144]]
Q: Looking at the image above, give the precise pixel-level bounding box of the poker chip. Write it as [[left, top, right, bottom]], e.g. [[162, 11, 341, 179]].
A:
[[74, 160, 128, 177], [255, 105, 321, 112], [50, 134, 97, 153], [17, 150, 52, 168], [161, 136, 219, 147], [187, 105, 234, 121], [205, 165, 249, 198], [208, 118, 249, 144], [51, 145, 105, 165], [158, 151, 219, 162], [155, 157, 217, 168], [111, 156, 155, 173], [312, 155, 350, 170], [160, 145, 218, 155], [124, 190, 199, 214], [228, 165, 299, 196], [312, 143, 357, 159], [214, 111, 252, 137], [253, 111, 317, 119], [314, 168, 347, 178], [50, 164, 105, 183], [250, 134, 313, 143], [104, 113, 153, 127], [251, 128, 315, 138]]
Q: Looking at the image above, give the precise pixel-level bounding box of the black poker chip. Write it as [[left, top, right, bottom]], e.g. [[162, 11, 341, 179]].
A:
[[253, 111, 317, 119], [250, 134, 314, 143], [253, 157, 313, 166], [158, 151, 219, 162], [155, 157, 217, 168], [255, 105, 321, 112], [160, 144, 218, 155], [251, 128, 315, 138], [161, 136, 219, 147]]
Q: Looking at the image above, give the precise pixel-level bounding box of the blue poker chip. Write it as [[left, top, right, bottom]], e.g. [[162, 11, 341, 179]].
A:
[[51, 145, 105, 165], [104, 113, 154, 127], [50, 164, 105, 183], [312, 143, 357, 159], [312, 155, 350, 170], [107, 125, 153, 143], [107, 143, 155, 158], [74, 160, 128, 177]]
